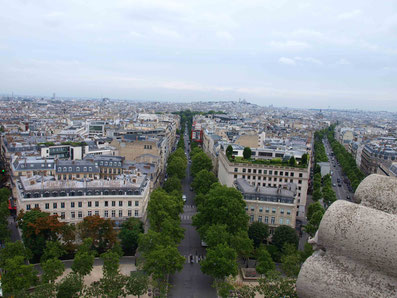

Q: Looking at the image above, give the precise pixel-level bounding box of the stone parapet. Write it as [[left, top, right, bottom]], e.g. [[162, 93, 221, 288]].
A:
[[296, 174, 397, 298]]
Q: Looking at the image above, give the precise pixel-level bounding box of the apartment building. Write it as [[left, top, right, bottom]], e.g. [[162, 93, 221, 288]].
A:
[[13, 168, 150, 224], [218, 152, 309, 219], [235, 178, 297, 232]]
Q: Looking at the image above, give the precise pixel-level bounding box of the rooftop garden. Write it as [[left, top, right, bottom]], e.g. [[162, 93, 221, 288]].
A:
[[226, 146, 308, 169]]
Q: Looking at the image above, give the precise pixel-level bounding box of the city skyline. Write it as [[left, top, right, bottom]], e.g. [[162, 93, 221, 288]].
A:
[[1, 0, 397, 111]]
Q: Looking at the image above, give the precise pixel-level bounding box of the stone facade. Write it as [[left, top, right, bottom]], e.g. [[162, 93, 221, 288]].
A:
[[297, 174, 397, 298]]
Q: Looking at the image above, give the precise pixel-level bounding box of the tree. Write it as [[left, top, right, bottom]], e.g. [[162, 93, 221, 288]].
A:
[[41, 240, 66, 262], [0, 188, 11, 243], [119, 217, 144, 255], [256, 271, 297, 298], [163, 175, 182, 194], [312, 189, 322, 201], [41, 258, 65, 284], [256, 247, 275, 275], [201, 243, 238, 280], [272, 225, 299, 250], [300, 243, 314, 262], [289, 156, 296, 167], [72, 238, 95, 277], [307, 202, 324, 221], [248, 222, 269, 248], [192, 169, 217, 195], [229, 230, 254, 264], [281, 253, 301, 277], [87, 251, 126, 298], [56, 273, 84, 298], [167, 156, 186, 179], [191, 151, 213, 176], [243, 147, 252, 160], [2, 255, 38, 296], [204, 224, 230, 247], [125, 271, 149, 298], [301, 153, 309, 166], [147, 188, 183, 234], [0, 240, 32, 267], [305, 210, 325, 237], [17, 209, 66, 262], [226, 145, 233, 157], [77, 215, 117, 254], [193, 184, 249, 237], [142, 244, 185, 281]]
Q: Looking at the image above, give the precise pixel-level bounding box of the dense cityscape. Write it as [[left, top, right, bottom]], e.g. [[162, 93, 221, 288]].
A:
[[0, 96, 396, 297], [1, 0, 397, 297]]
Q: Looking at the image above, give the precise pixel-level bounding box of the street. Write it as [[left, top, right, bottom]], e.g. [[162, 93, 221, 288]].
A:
[[323, 139, 354, 201], [168, 130, 216, 298]]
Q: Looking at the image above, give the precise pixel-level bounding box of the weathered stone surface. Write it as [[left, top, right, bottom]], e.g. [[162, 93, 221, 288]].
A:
[[354, 174, 397, 215], [297, 174, 397, 298]]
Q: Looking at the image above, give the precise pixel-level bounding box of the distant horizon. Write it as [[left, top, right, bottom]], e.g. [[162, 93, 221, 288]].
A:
[[1, 91, 396, 114], [1, 1, 396, 113]]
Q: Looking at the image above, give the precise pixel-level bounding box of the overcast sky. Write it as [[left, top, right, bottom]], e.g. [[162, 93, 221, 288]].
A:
[[1, 0, 397, 111]]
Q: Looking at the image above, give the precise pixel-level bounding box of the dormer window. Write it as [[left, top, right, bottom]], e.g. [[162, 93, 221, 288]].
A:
[[76, 167, 80, 172], [83, 167, 87, 171], [68, 167, 72, 172], [63, 167, 67, 172], [89, 167, 92, 171]]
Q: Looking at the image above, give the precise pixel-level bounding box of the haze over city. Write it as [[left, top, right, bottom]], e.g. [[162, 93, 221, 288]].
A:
[[1, 0, 397, 111]]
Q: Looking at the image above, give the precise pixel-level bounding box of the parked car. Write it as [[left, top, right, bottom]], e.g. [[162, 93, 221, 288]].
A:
[[182, 194, 187, 203]]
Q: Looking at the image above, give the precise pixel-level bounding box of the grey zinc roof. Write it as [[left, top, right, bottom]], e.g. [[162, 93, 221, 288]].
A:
[[56, 160, 100, 173]]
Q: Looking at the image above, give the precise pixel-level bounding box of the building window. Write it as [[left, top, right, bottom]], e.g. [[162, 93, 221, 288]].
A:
[[88, 201, 92, 207], [280, 208, 284, 214], [128, 210, 132, 217], [266, 207, 269, 213], [60, 202, 65, 208], [272, 208, 276, 213], [135, 201, 139, 207], [45, 203, 49, 209], [259, 208, 263, 212], [245, 206, 248, 211], [248, 169, 251, 173], [271, 217, 275, 224], [71, 202, 75, 208], [128, 201, 132, 207], [290, 173, 294, 177], [298, 180, 302, 184], [95, 201, 99, 207], [258, 216, 262, 222], [104, 210, 108, 218], [265, 216, 269, 223], [279, 218, 283, 224], [78, 211, 83, 218], [105, 201, 108, 207], [242, 175, 245, 179], [119, 210, 123, 217], [135, 210, 139, 217], [34, 204, 39, 209], [112, 201, 116, 207], [258, 170, 262, 174], [26, 204, 31, 210], [88, 211, 92, 216], [61, 212, 65, 219], [119, 201, 123, 207], [243, 168, 246, 173], [287, 210, 291, 215], [71, 212, 75, 219], [111, 210, 116, 217], [250, 215, 254, 223], [78, 202, 82, 208], [274, 171, 278, 175], [247, 175, 251, 180], [234, 175, 237, 178], [299, 173, 303, 178], [234, 168, 238, 172], [95, 211, 99, 216], [250, 206, 255, 211], [53, 203, 57, 209]]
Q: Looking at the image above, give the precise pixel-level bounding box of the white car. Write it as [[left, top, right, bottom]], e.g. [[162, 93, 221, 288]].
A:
[[182, 194, 187, 202]]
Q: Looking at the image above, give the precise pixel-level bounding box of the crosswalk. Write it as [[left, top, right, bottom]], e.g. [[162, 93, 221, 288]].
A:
[[183, 205, 196, 210], [183, 254, 206, 264]]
